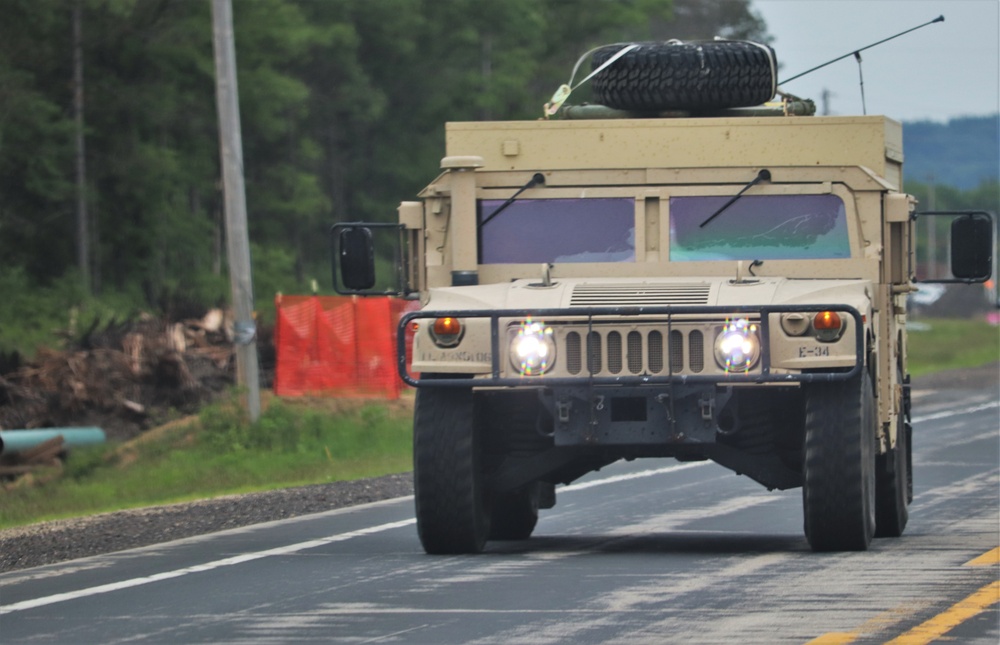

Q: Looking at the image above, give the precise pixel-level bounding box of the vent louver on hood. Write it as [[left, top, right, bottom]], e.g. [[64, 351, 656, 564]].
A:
[[570, 283, 711, 307]]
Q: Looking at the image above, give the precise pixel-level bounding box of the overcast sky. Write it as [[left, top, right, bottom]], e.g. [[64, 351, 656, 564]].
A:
[[752, 0, 999, 123]]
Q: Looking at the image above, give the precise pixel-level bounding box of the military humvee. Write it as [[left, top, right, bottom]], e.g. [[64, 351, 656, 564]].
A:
[[333, 41, 994, 554]]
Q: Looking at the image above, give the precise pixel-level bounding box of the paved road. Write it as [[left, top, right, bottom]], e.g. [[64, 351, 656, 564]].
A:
[[1, 381, 997, 644]]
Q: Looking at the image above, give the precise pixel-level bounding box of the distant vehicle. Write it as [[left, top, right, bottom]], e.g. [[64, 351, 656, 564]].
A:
[[334, 38, 993, 554], [909, 284, 946, 307]]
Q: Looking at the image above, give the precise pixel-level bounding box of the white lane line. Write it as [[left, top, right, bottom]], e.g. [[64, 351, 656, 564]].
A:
[[0, 518, 415, 616], [2, 462, 713, 615], [0, 495, 415, 587], [912, 401, 998, 424], [561, 462, 710, 492]]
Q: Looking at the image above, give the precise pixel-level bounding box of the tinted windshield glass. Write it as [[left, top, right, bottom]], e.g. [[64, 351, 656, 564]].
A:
[[479, 198, 635, 264], [670, 194, 850, 261]]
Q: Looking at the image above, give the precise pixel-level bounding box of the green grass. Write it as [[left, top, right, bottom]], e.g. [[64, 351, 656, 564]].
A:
[[907, 317, 1000, 376], [2, 317, 996, 531], [0, 396, 413, 530]]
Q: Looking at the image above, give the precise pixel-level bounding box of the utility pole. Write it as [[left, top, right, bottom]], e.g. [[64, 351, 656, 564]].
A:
[[211, 0, 261, 422], [73, 0, 90, 294], [927, 174, 937, 280]]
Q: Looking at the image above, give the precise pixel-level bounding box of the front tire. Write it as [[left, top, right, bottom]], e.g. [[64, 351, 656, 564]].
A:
[[414, 386, 491, 554], [802, 371, 877, 551]]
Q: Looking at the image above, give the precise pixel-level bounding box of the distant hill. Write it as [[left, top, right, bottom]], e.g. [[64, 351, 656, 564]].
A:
[[902, 115, 999, 190]]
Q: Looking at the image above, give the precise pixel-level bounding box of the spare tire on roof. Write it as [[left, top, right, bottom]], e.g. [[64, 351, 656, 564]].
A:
[[590, 40, 777, 112]]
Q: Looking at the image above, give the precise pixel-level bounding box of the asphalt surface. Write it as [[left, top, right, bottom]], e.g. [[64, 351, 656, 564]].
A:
[[1, 368, 997, 644]]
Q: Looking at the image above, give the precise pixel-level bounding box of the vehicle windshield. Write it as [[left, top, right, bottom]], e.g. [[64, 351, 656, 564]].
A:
[[478, 198, 635, 264], [670, 194, 850, 261], [476, 193, 850, 265]]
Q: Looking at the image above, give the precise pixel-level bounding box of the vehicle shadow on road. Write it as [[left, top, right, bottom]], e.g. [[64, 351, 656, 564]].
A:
[[488, 532, 810, 556]]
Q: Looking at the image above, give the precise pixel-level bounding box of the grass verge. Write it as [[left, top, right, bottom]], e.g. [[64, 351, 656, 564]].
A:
[[908, 317, 999, 376], [0, 395, 413, 530]]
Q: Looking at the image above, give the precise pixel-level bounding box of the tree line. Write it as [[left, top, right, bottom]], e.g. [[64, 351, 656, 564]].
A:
[[0, 0, 770, 326], [903, 116, 999, 192]]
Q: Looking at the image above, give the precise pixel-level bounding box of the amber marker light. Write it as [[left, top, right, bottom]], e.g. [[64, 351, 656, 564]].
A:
[[813, 311, 844, 342], [813, 311, 841, 330], [429, 317, 464, 347]]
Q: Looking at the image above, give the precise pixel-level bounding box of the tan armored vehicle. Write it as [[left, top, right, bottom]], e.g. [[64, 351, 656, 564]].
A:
[[334, 40, 993, 554]]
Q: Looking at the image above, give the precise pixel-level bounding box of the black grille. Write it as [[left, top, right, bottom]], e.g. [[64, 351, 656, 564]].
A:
[[607, 332, 623, 374], [690, 330, 705, 373], [587, 332, 602, 373], [670, 330, 684, 373], [558, 326, 711, 375], [627, 331, 643, 373], [566, 332, 581, 374], [648, 331, 664, 373]]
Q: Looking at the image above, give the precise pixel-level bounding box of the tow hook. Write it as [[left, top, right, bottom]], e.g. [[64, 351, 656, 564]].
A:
[[699, 395, 715, 422], [656, 393, 673, 423], [556, 398, 572, 423]]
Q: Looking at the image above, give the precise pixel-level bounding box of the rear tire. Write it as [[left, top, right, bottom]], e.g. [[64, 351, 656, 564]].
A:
[[490, 483, 540, 541], [802, 371, 876, 551], [875, 372, 911, 537], [591, 40, 776, 112], [414, 386, 491, 554]]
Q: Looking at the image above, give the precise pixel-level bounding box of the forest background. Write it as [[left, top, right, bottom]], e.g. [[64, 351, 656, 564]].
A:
[[1, 0, 997, 358]]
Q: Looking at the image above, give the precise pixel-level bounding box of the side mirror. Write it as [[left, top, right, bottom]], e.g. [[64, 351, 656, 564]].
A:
[[914, 210, 995, 284], [330, 222, 409, 296], [334, 225, 375, 291], [950, 213, 993, 281]]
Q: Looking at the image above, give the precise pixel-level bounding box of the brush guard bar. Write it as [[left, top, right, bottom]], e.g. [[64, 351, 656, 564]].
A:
[[397, 304, 864, 388]]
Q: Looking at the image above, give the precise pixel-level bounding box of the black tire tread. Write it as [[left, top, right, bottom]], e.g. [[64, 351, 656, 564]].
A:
[[413, 386, 490, 554], [802, 373, 876, 552], [490, 485, 539, 541], [875, 419, 910, 537], [591, 41, 776, 112]]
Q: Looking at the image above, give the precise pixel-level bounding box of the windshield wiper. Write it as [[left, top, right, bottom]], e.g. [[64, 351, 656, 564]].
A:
[[698, 169, 771, 228], [478, 173, 545, 229]]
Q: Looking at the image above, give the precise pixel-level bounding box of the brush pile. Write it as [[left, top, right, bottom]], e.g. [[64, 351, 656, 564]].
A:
[[0, 311, 249, 442]]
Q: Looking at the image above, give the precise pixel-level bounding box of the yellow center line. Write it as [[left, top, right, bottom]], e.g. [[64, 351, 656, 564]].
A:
[[804, 604, 931, 645], [964, 546, 1000, 567], [804, 633, 857, 644], [805, 546, 999, 644], [883, 580, 1000, 645]]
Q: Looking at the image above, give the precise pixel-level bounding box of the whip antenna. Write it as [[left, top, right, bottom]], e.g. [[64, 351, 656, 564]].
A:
[[855, 52, 866, 115], [779, 15, 944, 86]]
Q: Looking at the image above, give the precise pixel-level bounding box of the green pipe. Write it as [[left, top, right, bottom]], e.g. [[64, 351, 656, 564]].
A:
[[0, 428, 106, 455]]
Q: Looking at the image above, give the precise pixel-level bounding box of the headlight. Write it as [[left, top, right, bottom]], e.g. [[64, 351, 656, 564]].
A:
[[510, 319, 555, 375], [714, 318, 760, 373]]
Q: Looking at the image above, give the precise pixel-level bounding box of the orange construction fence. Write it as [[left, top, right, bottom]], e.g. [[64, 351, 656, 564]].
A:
[[273, 295, 418, 399]]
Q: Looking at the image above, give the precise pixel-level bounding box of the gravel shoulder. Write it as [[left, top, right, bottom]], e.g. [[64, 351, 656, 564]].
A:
[[910, 361, 999, 391], [0, 473, 413, 573], [1, 363, 996, 574]]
